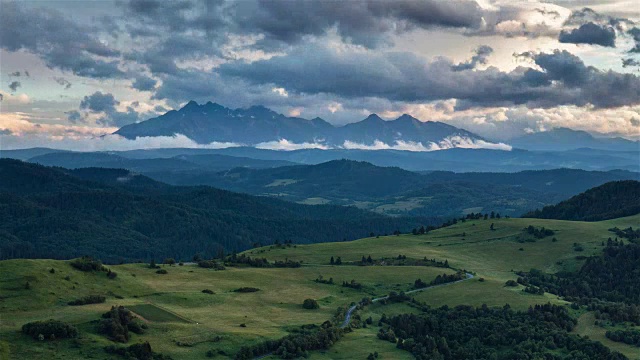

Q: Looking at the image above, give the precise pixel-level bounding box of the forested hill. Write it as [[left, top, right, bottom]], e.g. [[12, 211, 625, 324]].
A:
[[523, 180, 640, 221], [0, 159, 434, 263]]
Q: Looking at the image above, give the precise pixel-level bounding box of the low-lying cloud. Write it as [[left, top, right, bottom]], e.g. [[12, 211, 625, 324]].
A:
[[342, 137, 512, 152], [255, 139, 330, 151]]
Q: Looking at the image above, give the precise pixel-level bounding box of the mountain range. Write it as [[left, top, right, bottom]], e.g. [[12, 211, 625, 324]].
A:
[[114, 101, 639, 152], [511, 128, 639, 152], [114, 101, 502, 149]]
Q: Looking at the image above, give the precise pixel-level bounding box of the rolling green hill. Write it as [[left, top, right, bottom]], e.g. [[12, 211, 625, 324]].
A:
[[1, 214, 638, 359], [524, 180, 640, 221], [0, 159, 434, 262], [144, 160, 639, 218]]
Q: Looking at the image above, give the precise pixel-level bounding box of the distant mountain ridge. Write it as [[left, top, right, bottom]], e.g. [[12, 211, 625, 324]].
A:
[[114, 101, 498, 149], [511, 128, 639, 152]]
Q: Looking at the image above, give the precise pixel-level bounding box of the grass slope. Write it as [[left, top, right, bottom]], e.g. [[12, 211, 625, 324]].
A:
[[1, 214, 638, 359]]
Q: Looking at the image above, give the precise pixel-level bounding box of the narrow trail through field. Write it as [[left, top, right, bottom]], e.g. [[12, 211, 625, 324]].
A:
[[253, 272, 474, 359], [339, 272, 474, 328]]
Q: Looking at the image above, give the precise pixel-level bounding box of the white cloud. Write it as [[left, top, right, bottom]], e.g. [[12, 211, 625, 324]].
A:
[[342, 137, 511, 152], [255, 138, 330, 150]]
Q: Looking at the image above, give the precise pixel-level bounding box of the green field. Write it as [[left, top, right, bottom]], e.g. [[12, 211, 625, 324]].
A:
[[1, 214, 638, 359]]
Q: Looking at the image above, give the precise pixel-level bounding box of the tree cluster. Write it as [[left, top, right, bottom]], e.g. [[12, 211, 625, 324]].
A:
[[68, 295, 106, 306], [98, 306, 146, 343], [516, 244, 640, 305], [104, 341, 173, 360], [22, 319, 78, 340], [380, 304, 626, 360], [606, 329, 640, 347], [234, 322, 343, 359], [524, 225, 555, 239]]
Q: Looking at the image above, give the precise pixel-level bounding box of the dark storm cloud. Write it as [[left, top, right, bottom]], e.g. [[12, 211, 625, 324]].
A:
[[66, 110, 84, 124], [622, 58, 640, 68], [121, 0, 484, 51], [53, 77, 72, 89], [559, 22, 616, 47], [218, 45, 640, 109], [564, 7, 633, 30], [452, 45, 493, 71], [76, 91, 145, 127], [131, 76, 157, 91], [0, 2, 124, 79], [227, 0, 483, 48], [8, 81, 21, 92], [80, 92, 119, 113]]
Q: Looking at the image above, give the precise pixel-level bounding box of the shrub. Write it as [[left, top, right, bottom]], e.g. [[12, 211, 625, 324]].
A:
[[49, 268, 55, 274], [107, 269, 118, 279], [156, 269, 168, 274], [70, 256, 103, 272], [302, 299, 319, 309], [98, 306, 141, 343], [233, 287, 260, 293], [68, 295, 106, 306], [104, 341, 171, 360], [202, 289, 214, 294], [505, 280, 519, 287], [198, 260, 225, 270], [22, 320, 78, 340]]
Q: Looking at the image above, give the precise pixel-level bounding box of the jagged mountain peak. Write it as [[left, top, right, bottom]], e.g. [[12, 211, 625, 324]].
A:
[[115, 101, 494, 149]]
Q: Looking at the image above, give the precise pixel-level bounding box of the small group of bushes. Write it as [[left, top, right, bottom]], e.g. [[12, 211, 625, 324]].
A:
[[105, 341, 173, 360], [198, 260, 226, 270], [98, 306, 147, 343], [233, 287, 260, 293], [22, 319, 78, 340], [524, 225, 555, 239], [70, 256, 117, 279], [68, 295, 106, 306]]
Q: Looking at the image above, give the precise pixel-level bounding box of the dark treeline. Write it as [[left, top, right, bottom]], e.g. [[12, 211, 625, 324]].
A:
[[381, 304, 626, 360], [524, 225, 555, 239], [608, 227, 639, 242], [0, 159, 438, 263], [224, 253, 301, 268], [606, 329, 640, 347], [524, 180, 640, 221], [234, 321, 343, 359], [516, 244, 640, 306]]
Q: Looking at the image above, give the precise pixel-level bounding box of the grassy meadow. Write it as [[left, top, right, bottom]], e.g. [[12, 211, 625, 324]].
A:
[[1, 214, 638, 359]]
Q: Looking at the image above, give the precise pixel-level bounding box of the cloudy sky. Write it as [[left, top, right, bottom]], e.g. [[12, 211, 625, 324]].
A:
[[1, 0, 639, 150]]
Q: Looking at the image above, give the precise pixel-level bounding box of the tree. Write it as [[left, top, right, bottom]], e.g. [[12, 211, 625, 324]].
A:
[[302, 298, 319, 309], [335, 257, 342, 265], [490, 223, 495, 231], [330, 256, 335, 265], [367, 255, 373, 263], [149, 259, 157, 269], [490, 211, 495, 219], [163, 258, 176, 266]]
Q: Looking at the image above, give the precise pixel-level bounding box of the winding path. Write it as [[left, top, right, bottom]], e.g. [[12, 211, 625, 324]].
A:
[[253, 273, 474, 359], [340, 273, 474, 328]]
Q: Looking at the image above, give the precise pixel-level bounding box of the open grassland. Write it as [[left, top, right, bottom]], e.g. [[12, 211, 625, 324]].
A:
[[1, 214, 638, 359], [0, 259, 452, 359]]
